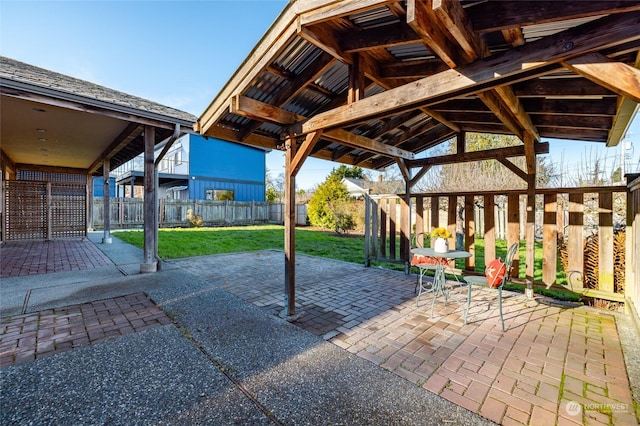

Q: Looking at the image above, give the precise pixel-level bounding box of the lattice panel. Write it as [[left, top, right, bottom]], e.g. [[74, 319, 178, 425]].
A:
[[3, 181, 47, 240], [17, 170, 85, 184], [51, 184, 86, 238]]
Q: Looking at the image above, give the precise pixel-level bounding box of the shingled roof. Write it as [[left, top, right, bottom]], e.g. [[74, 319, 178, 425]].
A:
[[1, 56, 195, 175]]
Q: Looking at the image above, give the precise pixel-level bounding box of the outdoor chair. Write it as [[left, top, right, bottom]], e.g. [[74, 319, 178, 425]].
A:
[[463, 242, 519, 332]]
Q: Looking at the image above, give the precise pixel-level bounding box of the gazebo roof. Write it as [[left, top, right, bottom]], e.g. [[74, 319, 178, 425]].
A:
[[196, 0, 640, 174]]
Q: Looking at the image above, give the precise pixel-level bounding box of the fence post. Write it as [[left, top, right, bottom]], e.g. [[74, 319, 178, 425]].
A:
[[364, 194, 370, 267]]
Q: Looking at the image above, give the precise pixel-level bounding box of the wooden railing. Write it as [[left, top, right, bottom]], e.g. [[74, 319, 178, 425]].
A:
[[365, 185, 629, 303]]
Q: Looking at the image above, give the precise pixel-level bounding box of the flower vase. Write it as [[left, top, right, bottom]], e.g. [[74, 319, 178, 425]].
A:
[[434, 237, 449, 253]]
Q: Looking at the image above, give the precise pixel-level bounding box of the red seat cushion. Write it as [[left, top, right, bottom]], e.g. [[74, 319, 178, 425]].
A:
[[485, 258, 507, 288], [411, 255, 448, 267]]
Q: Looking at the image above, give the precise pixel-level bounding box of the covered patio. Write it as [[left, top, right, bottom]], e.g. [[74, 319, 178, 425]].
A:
[[195, 0, 640, 333]]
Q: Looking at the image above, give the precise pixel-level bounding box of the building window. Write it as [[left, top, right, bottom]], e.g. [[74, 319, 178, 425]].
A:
[[174, 150, 182, 166], [205, 189, 234, 200]]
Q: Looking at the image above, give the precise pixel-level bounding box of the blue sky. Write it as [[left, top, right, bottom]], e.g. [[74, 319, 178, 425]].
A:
[[1, 0, 638, 190]]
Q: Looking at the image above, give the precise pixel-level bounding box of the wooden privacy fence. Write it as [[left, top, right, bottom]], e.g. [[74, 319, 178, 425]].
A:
[[365, 185, 628, 303], [2, 180, 86, 241], [92, 199, 308, 228]]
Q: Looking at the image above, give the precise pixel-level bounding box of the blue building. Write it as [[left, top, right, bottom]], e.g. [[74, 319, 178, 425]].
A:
[[92, 177, 116, 197], [113, 134, 267, 201]]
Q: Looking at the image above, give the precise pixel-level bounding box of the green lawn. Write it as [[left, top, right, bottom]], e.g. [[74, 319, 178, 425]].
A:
[[114, 225, 366, 264]]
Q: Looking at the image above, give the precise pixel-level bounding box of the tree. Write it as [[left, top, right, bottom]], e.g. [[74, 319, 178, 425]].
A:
[[307, 167, 352, 231]]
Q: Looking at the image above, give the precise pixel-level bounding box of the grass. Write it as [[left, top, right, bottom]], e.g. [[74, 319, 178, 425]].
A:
[[115, 225, 577, 300], [114, 225, 366, 264]]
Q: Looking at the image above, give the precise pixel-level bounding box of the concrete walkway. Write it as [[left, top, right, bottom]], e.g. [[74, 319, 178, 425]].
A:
[[1, 234, 638, 425]]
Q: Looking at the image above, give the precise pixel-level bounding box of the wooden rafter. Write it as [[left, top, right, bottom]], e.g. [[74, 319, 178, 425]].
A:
[[405, 143, 549, 169], [87, 123, 143, 174], [297, 12, 640, 136]]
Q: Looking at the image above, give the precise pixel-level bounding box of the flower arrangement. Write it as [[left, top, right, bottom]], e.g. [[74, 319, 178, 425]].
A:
[[430, 227, 451, 239]]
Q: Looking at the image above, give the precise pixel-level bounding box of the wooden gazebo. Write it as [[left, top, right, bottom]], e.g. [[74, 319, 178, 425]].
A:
[[196, 1, 640, 320]]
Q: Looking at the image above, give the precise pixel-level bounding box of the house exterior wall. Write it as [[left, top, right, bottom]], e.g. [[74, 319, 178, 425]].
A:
[[93, 177, 116, 197], [188, 135, 266, 202]]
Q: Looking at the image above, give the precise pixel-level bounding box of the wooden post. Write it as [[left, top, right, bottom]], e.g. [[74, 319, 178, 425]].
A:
[[543, 193, 557, 285], [86, 174, 93, 232], [568, 193, 584, 290], [526, 174, 536, 283], [507, 194, 520, 275], [430, 195, 439, 237], [464, 195, 475, 270], [484, 195, 496, 266], [102, 159, 112, 244], [364, 193, 371, 266], [283, 137, 296, 317], [389, 198, 397, 259], [448, 195, 456, 250], [400, 183, 411, 265], [415, 196, 424, 238], [380, 198, 387, 258], [599, 192, 614, 293], [141, 125, 157, 273]]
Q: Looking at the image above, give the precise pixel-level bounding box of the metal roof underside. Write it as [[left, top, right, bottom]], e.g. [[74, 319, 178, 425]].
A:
[[196, 0, 640, 173]]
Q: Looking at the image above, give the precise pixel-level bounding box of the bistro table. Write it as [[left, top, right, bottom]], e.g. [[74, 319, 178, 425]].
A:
[[410, 247, 472, 321]]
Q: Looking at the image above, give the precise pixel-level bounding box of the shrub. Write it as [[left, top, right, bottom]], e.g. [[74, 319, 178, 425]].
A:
[[186, 209, 204, 228]]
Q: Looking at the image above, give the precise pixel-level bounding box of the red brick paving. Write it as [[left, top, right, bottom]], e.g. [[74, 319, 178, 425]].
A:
[[0, 293, 172, 368], [175, 252, 638, 426], [0, 239, 112, 278]]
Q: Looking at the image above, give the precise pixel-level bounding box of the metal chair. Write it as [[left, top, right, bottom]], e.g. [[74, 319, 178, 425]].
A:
[[463, 242, 519, 332]]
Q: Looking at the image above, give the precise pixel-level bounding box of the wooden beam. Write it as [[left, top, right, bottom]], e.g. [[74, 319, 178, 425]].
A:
[[348, 54, 365, 103], [406, 0, 466, 68], [87, 123, 143, 174], [291, 131, 322, 176], [379, 59, 449, 79], [341, 22, 420, 53], [498, 158, 528, 182], [231, 95, 305, 125], [562, 52, 640, 103], [431, 0, 485, 61], [205, 125, 279, 150], [396, 158, 411, 183], [430, 0, 541, 143], [502, 28, 525, 48], [323, 129, 415, 160], [410, 165, 432, 189], [607, 49, 640, 146], [406, 142, 549, 168], [298, 12, 640, 136], [466, 1, 640, 33]]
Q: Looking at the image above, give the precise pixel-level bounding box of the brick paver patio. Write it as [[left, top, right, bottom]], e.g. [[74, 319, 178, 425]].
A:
[[0, 239, 112, 278], [1, 241, 636, 425], [0, 293, 171, 368], [174, 251, 638, 425]]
